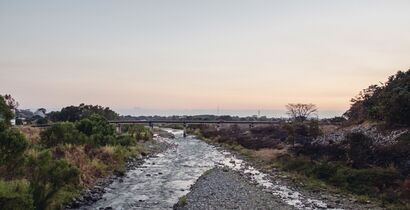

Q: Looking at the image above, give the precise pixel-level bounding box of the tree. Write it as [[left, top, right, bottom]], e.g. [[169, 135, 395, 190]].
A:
[[344, 70, 410, 126], [40, 123, 87, 147], [26, 150, 79, 210], [0, 128, 28, 167], [48, 104, 119, 122], [286, 103, 318, 122], [0, 95, 14, 129], [3, 94, 19, 110]]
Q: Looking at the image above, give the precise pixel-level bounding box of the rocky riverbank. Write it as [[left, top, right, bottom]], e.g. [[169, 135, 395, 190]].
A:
[[192, 135, 384, 210], [174, 167, 295, 210]]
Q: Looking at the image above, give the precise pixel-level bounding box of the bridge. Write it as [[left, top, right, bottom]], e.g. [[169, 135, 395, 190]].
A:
[[31, 120, 283, 137], [109, 120, 282, 137]]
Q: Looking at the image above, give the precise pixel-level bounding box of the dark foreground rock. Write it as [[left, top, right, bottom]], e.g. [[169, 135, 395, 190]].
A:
[[174, 167, 295, 210]]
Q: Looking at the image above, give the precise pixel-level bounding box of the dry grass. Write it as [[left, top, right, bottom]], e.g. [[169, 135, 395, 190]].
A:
[[101, 145, 115, 155], [252, 146, 289, 162], [319, 125, 339, 135], [18, 126, 41, 144], [56, 145, 118, 187]]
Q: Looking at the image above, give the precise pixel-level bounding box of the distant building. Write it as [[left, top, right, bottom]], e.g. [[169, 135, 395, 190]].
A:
[[33, 109, 46, 118]]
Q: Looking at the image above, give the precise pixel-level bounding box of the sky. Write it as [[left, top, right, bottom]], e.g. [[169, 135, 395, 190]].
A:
[[1, 0, 409, 117]]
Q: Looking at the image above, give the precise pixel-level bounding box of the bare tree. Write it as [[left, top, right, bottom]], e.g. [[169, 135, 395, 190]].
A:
[[4, 94, 19, 110], [286, 103, 317, 122]]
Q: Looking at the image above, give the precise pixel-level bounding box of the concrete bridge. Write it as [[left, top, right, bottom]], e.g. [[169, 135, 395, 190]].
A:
[[109, 120, 282, 137], [31, 120, 283, 137]]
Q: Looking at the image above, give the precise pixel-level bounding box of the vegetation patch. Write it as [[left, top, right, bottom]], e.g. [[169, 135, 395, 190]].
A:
[[0, 96, 155, 210]]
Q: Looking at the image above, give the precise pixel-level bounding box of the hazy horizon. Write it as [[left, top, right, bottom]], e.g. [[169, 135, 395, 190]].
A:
[[1, 0, 409, 115]]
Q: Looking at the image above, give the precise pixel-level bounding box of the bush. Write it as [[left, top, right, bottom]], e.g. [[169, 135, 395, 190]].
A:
[[40, 123, 87, 147], [90, 133, 116, 146], [76, 114, 115, 137], [346, 132, 373, 168], [115, 135, 136, 146], [374, 132, 410, 174], [280, 156, 402, 202], [0, 179, 34, 210], [0, 128, 28, 166], [0, 95, 14, 128], [26, 150, 79, 210]]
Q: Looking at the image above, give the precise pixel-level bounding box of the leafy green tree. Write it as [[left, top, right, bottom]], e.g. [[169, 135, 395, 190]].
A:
[[48, 104, 119, 122], [26, 150, 79, 210], [40, 123, 87, 147], [76, 114, 115, 136], [0, 95, 14, 129], [344, 70, 410, 126], [0, 128, 28, 168]]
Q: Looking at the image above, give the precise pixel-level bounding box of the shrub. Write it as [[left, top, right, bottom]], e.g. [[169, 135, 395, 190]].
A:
[[0, 95, 14, 128], [90, 133, 116, 146], [346, 132, 373, 168], [40, 123, 87, 147], [114, 135, 136, 146], [0, 128, 28, 166], [26, 150, 79, 210], [76, 114, 115, 137], [0, 179, 34, 210]]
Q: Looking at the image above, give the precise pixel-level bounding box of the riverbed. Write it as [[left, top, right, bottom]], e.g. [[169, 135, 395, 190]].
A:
[[83, 129, 338, 210]]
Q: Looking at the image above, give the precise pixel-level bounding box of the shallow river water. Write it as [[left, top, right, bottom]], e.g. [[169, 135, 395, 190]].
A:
[[87, 129, 337, 210]]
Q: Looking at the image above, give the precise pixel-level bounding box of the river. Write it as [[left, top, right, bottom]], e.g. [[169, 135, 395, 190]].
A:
[[85, 129, 334, 210]]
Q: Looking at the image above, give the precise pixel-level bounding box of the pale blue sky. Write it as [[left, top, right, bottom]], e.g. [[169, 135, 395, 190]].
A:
[[1, 0, 409, 117]]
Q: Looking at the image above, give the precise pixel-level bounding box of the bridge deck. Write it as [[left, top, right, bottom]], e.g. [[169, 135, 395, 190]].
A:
[[30, 120, 283, 128], [108, 120, 281, 124]]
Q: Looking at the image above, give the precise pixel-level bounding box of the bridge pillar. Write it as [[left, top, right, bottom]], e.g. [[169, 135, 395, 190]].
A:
[[116, 124, 122, 134], [183, 122, 187, 138], [149, 122, 154, 132]]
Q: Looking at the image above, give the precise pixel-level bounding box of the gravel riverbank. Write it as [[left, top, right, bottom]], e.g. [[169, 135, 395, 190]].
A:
[[174, 167, 295, 210]]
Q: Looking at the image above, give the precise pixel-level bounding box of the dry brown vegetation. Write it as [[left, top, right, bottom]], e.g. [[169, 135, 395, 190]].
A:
[[18, 126, 41, 144], [252, 146, 289, 162], [52, 144, 133, 187]]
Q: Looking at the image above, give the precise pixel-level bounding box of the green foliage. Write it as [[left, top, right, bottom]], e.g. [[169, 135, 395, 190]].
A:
[[0, 128, 28, 166], [175, 195, 188, 207], [48, 103, 119, 122], [279, 156, 403, 205], [40, 123, 87, 147], [0, 179, 34, 210], [344, 70, 410, 126], [123, 124, 152, 141], [115, 135, 136, 146], [26, 150, 79, 210], [41, 115, 139, 147], [76, 114, 115, 137], [0, 95, 14, 129]]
